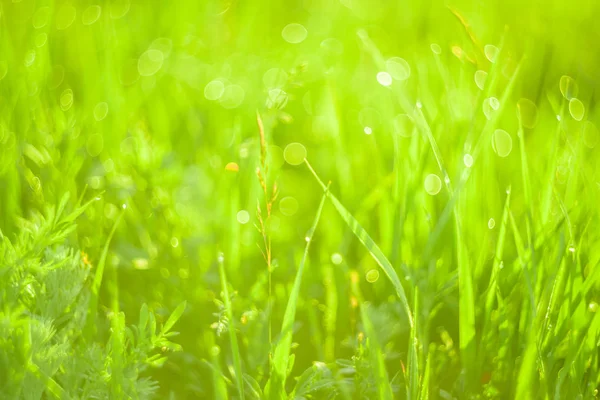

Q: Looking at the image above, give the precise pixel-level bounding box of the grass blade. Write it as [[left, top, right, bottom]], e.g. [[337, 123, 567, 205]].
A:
[[350, 271, 394, 400], [218, 253, 245, 400], [265, 188, 329, 399], [84, 207, 125, 340], [304, 159, 413, 327]]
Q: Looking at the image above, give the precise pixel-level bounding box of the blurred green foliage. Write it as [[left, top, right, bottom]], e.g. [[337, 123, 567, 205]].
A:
[[1, 0, 600, 398]]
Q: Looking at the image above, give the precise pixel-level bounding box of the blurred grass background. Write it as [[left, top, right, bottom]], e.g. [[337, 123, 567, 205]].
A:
[[1, 0, 600, 398]]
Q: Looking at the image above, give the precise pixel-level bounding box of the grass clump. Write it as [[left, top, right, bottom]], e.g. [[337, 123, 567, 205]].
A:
[[2, 0, 600, 398]]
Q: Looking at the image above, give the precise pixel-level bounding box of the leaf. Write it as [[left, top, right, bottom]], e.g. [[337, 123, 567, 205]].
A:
[[162, 301, 187, 334]]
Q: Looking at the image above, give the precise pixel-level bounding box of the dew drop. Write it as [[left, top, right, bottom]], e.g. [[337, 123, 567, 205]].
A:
[[263, 68, 288, 88], [492, 129, 512, 157], [283, 142, 307, 165], [217, 252, 225, 262], [363, 126, 372, 135], [484, 44, 499, 63], [376, 71, 392, 87], [424, 174, 442, 195], [463, 153, 473, 168], [138, 49, 164, 77], [94, 102, 109, 121], [279, 197, 299, 216], [170, 237, 179, 247], [282, 23, 308, 44], [236, 210, 250, 224], [474, 70, 487, 90], [366, 269, 380, 283], [559, 75, 578, 100], [32, 6, 51, 29], [82, 5, 102, 25], [569, 98, 585, 121], [60, 89, 74, 111], [204, 80, 225, 100], [430, 43, 442, 55], [488, 218, 495, 229], [35, 33, 47, 48], [331, 253, 343, 265], [385, 57, 411, 81], [56, 5, 77, 30]]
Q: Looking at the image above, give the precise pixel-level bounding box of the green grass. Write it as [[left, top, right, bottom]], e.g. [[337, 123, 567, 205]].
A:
[[1, 0, 600, 398]]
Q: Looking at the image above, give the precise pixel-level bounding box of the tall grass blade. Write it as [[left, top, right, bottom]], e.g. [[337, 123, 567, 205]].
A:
[[304, 159, 414, 327], [265, 188, 329, 399], [218, 253, 245, 400]]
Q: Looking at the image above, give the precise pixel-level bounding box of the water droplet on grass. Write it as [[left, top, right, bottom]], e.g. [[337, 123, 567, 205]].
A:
[[82, 5, 102, 25], [363, 126, 372, 135], [589, 302, 598, 313], [60, 89, 73, 111], [366, 269, 380, 283], [463, 153, 473, 168], [488, 218, 495, 229], [568, 245, 575, 253], [94, 102, 109, 121], [204, 80, 225, 100], [236, 210, 250, 224], [474, 70, 487, 90], [424, 174, 442, 195], [138, 49, 164, 76], [217, 252, 225, 262], [385, 57, 411, 81], [283, 142, 307, 165], [559, 75, 578, 100], [24, 50, 36, 67], [569, 98, 585, 121], [279, 197, 299, 216], [517, 98, 538, 129], [32, 6, 51, 29], [489, 97, 500, 110], [331, 253, 343, 265], [171, 237, 179, 247], [266, 88, 288, 109], [492, 129, 512, 157], [263, 68, 288, 88], [282, 23, 307, 44], [56, 4, 76, 30], [430, 43, 442, 54], [484, 44, 499, 63], [35, 33, 47, 47], [376, 71, 392, 86], [583, 121, 599, 148]]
